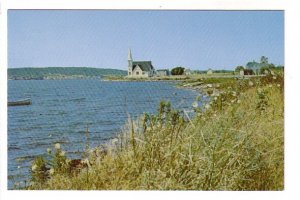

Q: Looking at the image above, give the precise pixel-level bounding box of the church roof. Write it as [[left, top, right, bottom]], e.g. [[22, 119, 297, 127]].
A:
[[132, 61, 154, 72]]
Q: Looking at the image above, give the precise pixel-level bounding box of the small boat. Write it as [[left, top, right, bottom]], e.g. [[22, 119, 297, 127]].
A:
[[8, 98, 32, 106]]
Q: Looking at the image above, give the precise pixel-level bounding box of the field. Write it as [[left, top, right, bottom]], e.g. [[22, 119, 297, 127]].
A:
[[25, 71, 284, 190]]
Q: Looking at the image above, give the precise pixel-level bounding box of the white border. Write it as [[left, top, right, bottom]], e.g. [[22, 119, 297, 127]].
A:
[[1, 1, 300, 200]]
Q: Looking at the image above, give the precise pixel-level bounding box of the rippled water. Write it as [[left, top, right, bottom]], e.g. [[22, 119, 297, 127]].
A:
[[8, 79, 202, 189]]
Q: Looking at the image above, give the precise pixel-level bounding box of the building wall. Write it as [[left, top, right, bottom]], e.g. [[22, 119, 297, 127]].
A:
[[240, 70, 244, 76], [128, 61, 133, 76], [157, 70, 169, 76], [207, 70, 213, 74], [131, 66, 150, 78]]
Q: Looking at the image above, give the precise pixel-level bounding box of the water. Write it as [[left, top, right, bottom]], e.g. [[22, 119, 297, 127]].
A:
[[8, 79, 202, 189]]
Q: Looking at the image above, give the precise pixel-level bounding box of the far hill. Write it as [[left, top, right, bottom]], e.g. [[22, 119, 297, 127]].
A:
[[8, 67, 127, 80]]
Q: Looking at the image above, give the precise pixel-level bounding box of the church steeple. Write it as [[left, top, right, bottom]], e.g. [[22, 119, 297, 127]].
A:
[[128, 49, 133, 76], [128, 48, 133, 61]]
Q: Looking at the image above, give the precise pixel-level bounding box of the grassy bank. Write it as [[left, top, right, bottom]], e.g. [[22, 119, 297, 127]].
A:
[[103, 75, 189, 81], [27, 72, 284, 190]]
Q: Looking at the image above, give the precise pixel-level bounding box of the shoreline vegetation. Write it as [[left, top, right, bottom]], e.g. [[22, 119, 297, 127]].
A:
[[7, 67, 127, 80], [15, 70, 283, 190]]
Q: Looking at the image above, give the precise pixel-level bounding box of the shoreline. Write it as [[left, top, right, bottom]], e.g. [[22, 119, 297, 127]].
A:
[[15, 71, 284, 190]]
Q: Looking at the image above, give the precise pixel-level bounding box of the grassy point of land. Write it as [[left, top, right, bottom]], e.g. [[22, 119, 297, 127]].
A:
[[25, 71, 284, 190]]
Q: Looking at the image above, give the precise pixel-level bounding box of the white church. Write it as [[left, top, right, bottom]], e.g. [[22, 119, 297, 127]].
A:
[[127, 49, 156, 78]]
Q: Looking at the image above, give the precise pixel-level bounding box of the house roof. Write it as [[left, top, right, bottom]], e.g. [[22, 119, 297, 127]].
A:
[[132, 61, 154, 72]]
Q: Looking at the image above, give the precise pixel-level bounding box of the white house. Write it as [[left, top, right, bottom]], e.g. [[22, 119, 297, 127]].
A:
[[207, 68, 213, 74], [156, 69, 170, 76]]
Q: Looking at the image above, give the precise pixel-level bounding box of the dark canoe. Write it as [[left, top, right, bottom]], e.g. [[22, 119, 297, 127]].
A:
[[8, 98, 31, 106]]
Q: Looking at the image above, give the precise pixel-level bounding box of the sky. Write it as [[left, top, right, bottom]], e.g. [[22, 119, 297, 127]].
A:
[[8, 10, 284, 70]]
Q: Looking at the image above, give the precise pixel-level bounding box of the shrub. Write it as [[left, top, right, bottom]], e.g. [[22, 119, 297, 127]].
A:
[[171, 67, 185, 75]]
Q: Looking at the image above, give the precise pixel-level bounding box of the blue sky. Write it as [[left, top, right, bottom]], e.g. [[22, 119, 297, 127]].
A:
[[8, 10, 284, 70]]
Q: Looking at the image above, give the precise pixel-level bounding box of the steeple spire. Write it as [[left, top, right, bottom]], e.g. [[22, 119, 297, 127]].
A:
[[128, 48, 133, 61]]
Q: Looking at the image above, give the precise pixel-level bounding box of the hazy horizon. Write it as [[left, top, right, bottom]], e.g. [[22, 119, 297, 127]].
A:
[[8, 10, 284, 70]]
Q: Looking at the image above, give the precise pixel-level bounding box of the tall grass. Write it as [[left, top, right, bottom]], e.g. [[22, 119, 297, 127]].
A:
[[28, 72, 284, 190]]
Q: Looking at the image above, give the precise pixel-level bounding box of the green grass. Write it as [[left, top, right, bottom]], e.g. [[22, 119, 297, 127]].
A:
[[26, 72, 284, 190]]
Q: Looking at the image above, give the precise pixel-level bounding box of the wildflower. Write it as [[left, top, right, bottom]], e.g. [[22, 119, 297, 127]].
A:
[[212, 90, 220, 97], [111, 138, 118, 145], [55, 143, 61, 150], [269, 84, 272, 88], [273, 76, 277, 80], [192, 101, 198, 108], [60, 151, 65, 156], [257, 88, 263, 93], [81, 158, 91, 167], [271, 70, 275, 75], [81, 158, 88, 164], [214, 97, 218, 101], [47, 148, 52, 154], [237, 99, 241, 104], [231, 99, 235, 103], [205, 104, 211, 110], [232, 91, 237, 97], [49, 168, 55, 175], [31, 164, 37, 172], [248, 81, 254, 87], [207, 84, 213, 88], [89, 149, 94, 154], [277, 84, 281, 87]]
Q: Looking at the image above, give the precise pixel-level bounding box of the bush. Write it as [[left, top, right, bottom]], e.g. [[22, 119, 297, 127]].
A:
[[235, 66, 244, 72], [171, 67, 185, 75]]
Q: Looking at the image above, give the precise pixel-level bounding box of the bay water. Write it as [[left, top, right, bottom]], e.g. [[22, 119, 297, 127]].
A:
[[8, 79, 203, 189]]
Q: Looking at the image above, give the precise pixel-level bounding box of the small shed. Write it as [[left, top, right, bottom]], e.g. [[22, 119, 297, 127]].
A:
[[184, 68, 192, 75], [156, 69, 170, 76]]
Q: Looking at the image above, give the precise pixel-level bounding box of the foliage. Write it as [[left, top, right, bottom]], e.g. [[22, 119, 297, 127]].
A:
[[235, 66, 244, 72], [29, 143, 75, 188], [260, 56, 269, 64], [246, 61, 260, 70], [8, 67, 127, 80], [256, 88, 268, 113], [171, 67, 185, 75], [30, 156, 48, 186]]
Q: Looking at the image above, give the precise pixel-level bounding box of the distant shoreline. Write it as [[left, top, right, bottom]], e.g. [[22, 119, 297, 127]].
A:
[[7, 67, 127, 80]]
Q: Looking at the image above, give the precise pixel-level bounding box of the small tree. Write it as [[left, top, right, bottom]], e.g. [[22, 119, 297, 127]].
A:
[[235, 66, 245, 73], [260, 56, 269, 64], [171, 67, 185, 75]]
